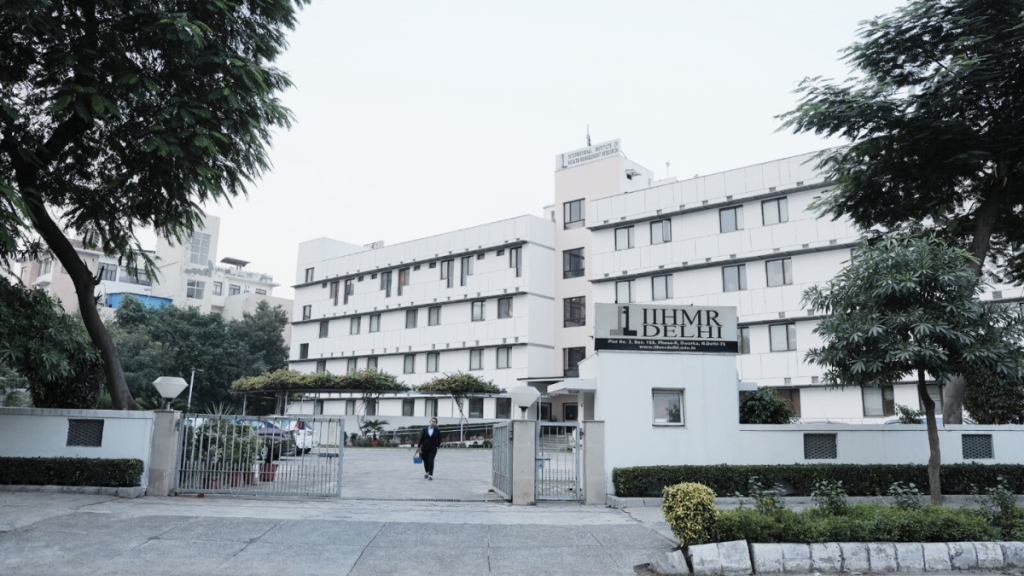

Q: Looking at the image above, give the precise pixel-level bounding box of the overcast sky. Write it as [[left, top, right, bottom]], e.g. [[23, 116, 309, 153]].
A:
[[203, 0, 906, 300]]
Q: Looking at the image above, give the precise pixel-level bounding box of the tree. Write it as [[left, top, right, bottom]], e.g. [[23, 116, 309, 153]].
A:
[[230, 301, 289, 376], [0, 277, 103, 408], [803, 235, 1024, 503], [0, 1, 307, 409], [418, 372, 502, 444], [739, 387, 797, 424], [778, 0, 1024, 422], [963, 368, 1024, 424]]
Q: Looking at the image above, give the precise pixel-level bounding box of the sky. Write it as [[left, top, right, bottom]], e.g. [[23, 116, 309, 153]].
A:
[[202, 0, 907, 300]]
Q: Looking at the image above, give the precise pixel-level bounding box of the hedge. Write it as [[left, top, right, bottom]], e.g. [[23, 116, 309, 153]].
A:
[[0, 457, 144, 487], [612, 463, 1024, 498]]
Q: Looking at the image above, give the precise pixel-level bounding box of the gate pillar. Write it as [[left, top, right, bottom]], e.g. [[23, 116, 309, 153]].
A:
[[146, 410, 180, 497], [582, 420, 606, 505], [511, 420, 536, 506]]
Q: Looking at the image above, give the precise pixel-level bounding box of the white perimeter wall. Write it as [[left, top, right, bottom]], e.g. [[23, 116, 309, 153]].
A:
[[0, 407, 155, 486]]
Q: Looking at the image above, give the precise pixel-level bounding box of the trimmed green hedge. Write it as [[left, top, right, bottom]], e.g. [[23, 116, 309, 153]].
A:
[[613, 464, 1024, 498], [0, 457, 144, 487]]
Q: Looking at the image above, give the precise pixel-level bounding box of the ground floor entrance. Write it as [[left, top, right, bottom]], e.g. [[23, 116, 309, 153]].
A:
[[341, 447, 503, 502]]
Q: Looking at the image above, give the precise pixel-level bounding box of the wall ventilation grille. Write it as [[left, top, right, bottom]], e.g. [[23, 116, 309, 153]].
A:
[[962, 435, 994, 459], [67, 419, 104, 447], [804, 434, 837, 459]]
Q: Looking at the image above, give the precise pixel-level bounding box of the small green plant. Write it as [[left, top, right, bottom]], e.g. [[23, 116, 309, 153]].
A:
[[661, 482, 717, 546], [811, 479, 849, 516], [896, 404, 923, 424], [739, 388, 797, 424], [748, 477, 786, 515], [888, 481, 923, 510], [978, 476, 1024, 540]]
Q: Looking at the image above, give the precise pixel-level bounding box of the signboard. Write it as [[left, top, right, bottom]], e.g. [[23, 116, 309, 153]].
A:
[[555, 139, 621, 171], [594, 303, 738, 354]]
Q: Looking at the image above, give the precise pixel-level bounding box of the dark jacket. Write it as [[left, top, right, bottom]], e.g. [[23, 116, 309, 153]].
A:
[[418, 426, 442, 451]]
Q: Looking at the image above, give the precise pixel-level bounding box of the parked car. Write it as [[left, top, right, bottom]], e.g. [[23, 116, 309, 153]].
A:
[[281, 420, 319, 454], [234, 420, 296, 460], [882, 415, 976, 425]]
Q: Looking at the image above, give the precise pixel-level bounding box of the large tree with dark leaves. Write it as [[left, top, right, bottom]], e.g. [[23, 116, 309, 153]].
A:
[[0, 0, 306, 409], [779, 0, 1024, 422]]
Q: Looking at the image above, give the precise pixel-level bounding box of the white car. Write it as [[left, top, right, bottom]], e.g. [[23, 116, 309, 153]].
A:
[[281, 420, 319, 454]]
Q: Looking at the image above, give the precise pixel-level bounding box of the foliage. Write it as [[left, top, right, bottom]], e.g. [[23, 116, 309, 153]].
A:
[[778, 0, 1024, 283], [0, 458, 143, 487], [661, 482, 718, 546], [888, 482, 924, 511], [181, 420, 262, 470], [739, 388, 797, 424], [977, 476, 1024, 541], [110, 295, 289, 413], [231, 368, 409, 394], [0, 278, 104, 408], [811, 479, 849, 516], [359, 419, 389, 438], [418, 372, 502, 397], [0, 0, 308, 409], [611, 463, 1024, 498], [739, 477, 787, 515], [963, 368, 1024, 424], [896, 404, 923, 424], [714, 504, 999, 544]]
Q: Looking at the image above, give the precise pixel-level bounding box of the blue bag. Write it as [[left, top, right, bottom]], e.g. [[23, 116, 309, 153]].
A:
[[413, 456, 423, 464]]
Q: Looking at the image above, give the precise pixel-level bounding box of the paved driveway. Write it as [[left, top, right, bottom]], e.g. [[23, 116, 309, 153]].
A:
[[341, 447, 500, 501]]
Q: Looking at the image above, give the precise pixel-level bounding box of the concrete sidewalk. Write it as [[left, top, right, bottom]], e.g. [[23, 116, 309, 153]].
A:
[[0, 492, 676, 575]]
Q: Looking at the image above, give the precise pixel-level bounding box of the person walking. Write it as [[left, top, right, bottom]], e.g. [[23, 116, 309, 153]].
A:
[[417, 417, 442, 480]]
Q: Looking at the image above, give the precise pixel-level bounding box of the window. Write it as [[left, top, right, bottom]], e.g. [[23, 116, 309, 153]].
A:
[[616, 280, 635, 304], [498, 297, 513, 319], [380, 271, 392, 297], [365, 399, 377, 416], [330, 280, 340, 305], [460, 256, 472, 286], [863, 386, 895, 417], [564, 296, 585, 327], [509, 247, 522, 277], [345, 399, 356, 415], [476, 253, 485, 261], [651, 219, 672, 244], [762, 197, 789, 225], [615, 226, 634, 250], [652, 275, 673, 301], [366, 356, 378, 370], [319, 321, 329, 338], [496, 398, 512, 419], [540, 403, 553, 421], [472, 300, 485, 322], [739, 327, 750, 354], [39, 258, 53, 276], [427, 352, 439, 373], [920, 384, 944, 414], [403, 354, 415, 374], [766, 258, 793, 287], [722, 264, 747, 292], [299, 343, 309, 360], [229, 284, 241, 296], [564, 347, 585, 377], [405, 309, 417, 329], [344, 279, 354, 305], [397, 268, 410, 296], [497, 347, 511, 369], [425, 398, 438, 418], [720, 206, 743, 233], [440, 259, 454, 288], [207, 281, 221, 297], [769, 323, 797, 351], [469, 398, 484, 419], [402, 399, 415, 417], [97, 263, 118, 282], [304, 267, 314, 283], [564, 199, 585, 229], [563, 248, 585, 279], [302, 305, 312, 321], [428, 306, 441, 326], [186, 280, 205, 300], [346, 358, 357, 374], [316, 360, 327, 373], [776, 389, 802, 417], [350, 316, 361, 335], [255, 289, 267, 295], [653, 390, 684, 425], [469, 348, 483, 371], [189, 233, 211, 265], [369, 314, 380, 333]]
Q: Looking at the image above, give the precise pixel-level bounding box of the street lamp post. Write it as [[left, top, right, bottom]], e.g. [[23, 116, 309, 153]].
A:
[[508, 386, 541, 420], [186, 368, 204, 412], [152, 376, 188, 410]]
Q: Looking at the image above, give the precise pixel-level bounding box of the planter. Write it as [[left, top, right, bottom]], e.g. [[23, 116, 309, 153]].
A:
[[259, 463, 279, 482]]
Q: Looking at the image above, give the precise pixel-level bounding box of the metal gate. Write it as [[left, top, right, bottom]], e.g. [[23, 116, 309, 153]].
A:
[[536, 422, 580, 500], [491, 421, 513, 500], [174, 414, 345, 497]]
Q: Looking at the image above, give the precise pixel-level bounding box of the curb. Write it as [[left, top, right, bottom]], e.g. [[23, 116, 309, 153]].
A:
[[0, 484, 144, 498]]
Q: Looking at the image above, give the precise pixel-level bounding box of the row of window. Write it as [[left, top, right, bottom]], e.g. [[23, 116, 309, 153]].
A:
[[564, 196, 788, 237], [304, 247, 524, 293], [303, 297, 514, 328], [339, 397, 513, 419], [303, 347, 515, 373], [607, 258, 795, 306], [185, 280, 267, 300]]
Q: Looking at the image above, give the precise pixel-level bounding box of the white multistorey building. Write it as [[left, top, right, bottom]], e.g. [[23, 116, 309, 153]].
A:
[[288, 216, 555, 421]]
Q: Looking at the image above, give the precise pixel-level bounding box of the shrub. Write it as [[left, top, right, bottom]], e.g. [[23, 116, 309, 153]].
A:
[[612, 463, 1024, 498], [745, 477, 786, 515], [811, 479, 849, 516], [662, 482, 717, 546], [888, 481, 923, 510], [978, 476, 1024, 540], [896, 404, 923, 424], [739, 387, 797, 424], [0, 457, 143, 487], [715, 504, 1000, 543]]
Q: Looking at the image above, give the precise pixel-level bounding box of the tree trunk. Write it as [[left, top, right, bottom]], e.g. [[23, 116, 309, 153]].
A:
[[20, 191, 140, 411], [942, 375, 966, 425], [918, 369, 942, 504]]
